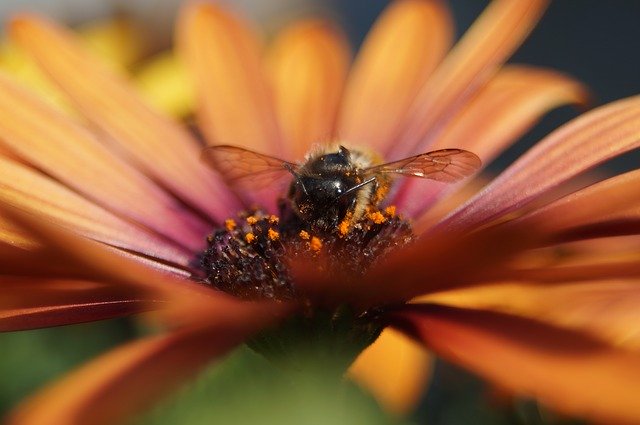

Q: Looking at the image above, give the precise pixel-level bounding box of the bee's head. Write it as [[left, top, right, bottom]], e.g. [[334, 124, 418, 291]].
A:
[[287, 173, 359, 230]]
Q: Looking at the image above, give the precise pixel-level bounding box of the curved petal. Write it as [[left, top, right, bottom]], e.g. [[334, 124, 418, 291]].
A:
[[9, 14, 239, 222], [517, 168, 640, 236], [423, 281, 640, 350], [0, 72, 207, 251], [266, 20, 350, 159], [0, 276, 157, 330], [338, 0, 453, 153], [392, 0, 549, 158], [0, 156, 191, 265], [436, 95, 640, 233], [392, 66, 588, 217], [6, 301, 283, 425], [348, 328, 431, 415], [177, 2, 283, 155], [392, 304, 640, 425]]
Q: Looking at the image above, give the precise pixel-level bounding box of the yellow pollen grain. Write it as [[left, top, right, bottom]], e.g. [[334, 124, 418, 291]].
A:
[[246, 216, 258, 225], [338, 220, 350, 236], [245, 232, 256, 243], [368, 211, 386, 224], [268, 229, 280, 241], [268, 215, 279, 224], [224, 219, 236, 231], [310, 236, 323, 252], [299, 230, 311, 240], [385, 205, 396, 217]]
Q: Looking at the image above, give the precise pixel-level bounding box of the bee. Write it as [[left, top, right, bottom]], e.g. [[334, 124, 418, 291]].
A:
[[203, 144, 481, 230]]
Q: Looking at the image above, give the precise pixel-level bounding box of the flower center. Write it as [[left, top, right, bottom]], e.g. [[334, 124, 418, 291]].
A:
[[198, 202, 414, 301]]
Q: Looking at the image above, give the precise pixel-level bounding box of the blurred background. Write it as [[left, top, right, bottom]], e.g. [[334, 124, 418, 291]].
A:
[[0, 1, 637, 424]]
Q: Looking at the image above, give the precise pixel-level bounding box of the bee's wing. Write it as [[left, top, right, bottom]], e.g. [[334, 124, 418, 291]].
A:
[[202, 145, 297, 189], [366, 149, 481, 183]]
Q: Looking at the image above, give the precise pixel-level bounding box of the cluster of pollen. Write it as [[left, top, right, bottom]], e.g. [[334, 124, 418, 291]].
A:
[[199, 206, 413, 301]]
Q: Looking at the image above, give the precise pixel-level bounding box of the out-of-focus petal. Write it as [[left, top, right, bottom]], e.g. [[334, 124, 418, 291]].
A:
[[9, 14, 239, 222], [0, 72, 208, 251], [392, 304, 640, 424], [177, 2, 283, 155], [392, 0, 549, 158], [348, 328, 431, 415], [266, 20, 349, 159], [423, 281, 640, 350], [436, 95, 640, 233], [392, 66, 588, 217], [338, 0, 453, 154], [0, 277, 159, 331], [0, 157, 191, 265], [6, 301, 283, 425]]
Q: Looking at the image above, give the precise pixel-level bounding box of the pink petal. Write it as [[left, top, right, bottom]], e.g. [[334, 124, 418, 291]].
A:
[[0, 156, 191, 265], [436, 95, 640, 233]]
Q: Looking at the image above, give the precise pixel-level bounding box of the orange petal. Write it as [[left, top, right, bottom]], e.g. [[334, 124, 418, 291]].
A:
[[348, 328, 431, 415], [423, 281, 640, 351], [0, 157, 191, 265], [393, 304, 640, 424], [434, 65, 589, 165], [0, 277, 158, 331], [437, 95, 640, 233], [7, 300, 281, 425], [266, 20, 350, 159], [397, 66, 589, 218], [338, 0, 453, 153], [9, 14, 238, 221], [177, 2, 283, 155], [0, 72, 208, 251], [393, 0, 549, 158], [518, 168, 640, 235]]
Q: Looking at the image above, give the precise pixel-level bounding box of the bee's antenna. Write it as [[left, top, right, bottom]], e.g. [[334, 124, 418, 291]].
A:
[[284, 163, 309, 196], [336, 177, 376, 200]]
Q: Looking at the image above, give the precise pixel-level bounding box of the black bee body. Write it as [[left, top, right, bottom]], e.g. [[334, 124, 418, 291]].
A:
[[287, 146, 374, 231]]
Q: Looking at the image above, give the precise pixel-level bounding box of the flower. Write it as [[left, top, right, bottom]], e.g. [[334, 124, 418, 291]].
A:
[[1, 0, 640, 424]]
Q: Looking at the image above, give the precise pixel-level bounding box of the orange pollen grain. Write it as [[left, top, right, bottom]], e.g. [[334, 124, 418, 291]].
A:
[[368, 211, 386, 224], [299, 230, 311, 240], [310, 236, 323, 252], [224, 219, 237, 231], [268, 215, 279, 224], [245, 232, 256, 243], [338, 220, 350, 236], [384, 205, 396, 217], [268, 229, 280, 241], [246, 216, 258, 225]]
